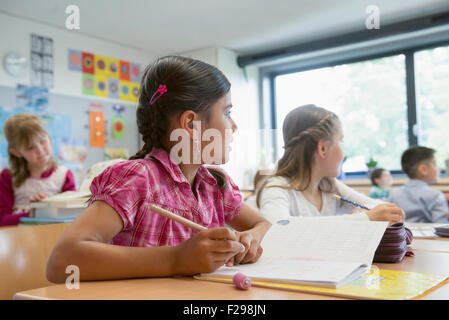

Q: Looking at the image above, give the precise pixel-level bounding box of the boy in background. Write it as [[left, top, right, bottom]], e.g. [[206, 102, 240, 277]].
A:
[[388, 146, 449, 223], [368, 168, 392, 200]]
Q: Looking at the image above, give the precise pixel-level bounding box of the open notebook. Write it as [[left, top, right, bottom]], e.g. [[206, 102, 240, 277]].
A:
[[196, 217, 388, 289]]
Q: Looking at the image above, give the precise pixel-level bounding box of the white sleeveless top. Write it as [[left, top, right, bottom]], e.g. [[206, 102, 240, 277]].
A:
[[13, 166, 69, 214]]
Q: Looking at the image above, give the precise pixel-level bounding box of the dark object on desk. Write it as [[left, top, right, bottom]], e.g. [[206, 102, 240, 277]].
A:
[[434, 225, 449, 237], [373, 223, 413, 263], [435, 231, 449, 238], [435, 232, 449, 238]]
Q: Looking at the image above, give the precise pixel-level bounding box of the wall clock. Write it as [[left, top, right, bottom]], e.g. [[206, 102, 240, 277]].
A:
[[3, 52, 28, 77]]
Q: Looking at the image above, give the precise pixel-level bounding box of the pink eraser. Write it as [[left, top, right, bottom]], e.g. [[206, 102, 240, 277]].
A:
[[233, 273, 252, 290]]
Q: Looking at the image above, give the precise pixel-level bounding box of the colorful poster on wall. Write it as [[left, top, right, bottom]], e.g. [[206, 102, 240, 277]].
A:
[[95, 74, 108, 98], [119, 60, 130, 81], [94, 55, 108, 76], [16, 84, 49, 111], [68, 49, 82, 71], [67, 49, 140, 102], [82, 74, 95, 95], [107, 57, 119, 79], [112, 117, 125, 139], [58, 138, 88, 163], [119, 81, 131, 101], [130, 63, 141, 83], [82, 52, 95, 74], [108, 78, 119, 99], [89, 110, 105, 147], [130, 82, 140, 102]]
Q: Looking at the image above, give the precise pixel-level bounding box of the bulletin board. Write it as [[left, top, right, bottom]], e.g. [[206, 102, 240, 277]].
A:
[[0, 85, 141, 188]]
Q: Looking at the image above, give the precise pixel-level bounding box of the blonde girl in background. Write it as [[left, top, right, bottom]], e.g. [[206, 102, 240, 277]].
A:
[[0, 114, 76, 226]]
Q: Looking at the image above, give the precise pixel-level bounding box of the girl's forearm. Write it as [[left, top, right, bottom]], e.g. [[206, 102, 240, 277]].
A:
[[46, 240, 177, 283], [249, 220, 272, 243]]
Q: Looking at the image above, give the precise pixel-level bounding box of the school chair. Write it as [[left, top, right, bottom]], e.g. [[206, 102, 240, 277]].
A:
[[0, 223, 70, 299]]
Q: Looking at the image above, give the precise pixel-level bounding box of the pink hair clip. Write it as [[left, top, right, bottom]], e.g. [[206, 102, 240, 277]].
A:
[[149, 84, 167, 105]]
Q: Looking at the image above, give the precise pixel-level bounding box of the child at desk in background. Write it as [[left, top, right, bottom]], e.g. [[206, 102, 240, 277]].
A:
[[257, 104, 405, 225], [368, 168, 392, 200], [0, 114, 76, 226], [388, 146, 449, 223], [46, 55, 271, 283]]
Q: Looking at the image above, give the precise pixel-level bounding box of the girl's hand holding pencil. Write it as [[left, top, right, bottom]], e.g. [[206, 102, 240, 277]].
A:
[[334, 195, 405, 226], [150, 204, 247, 274], [365, 203, 406, 226], [172, 227, 246, 275]]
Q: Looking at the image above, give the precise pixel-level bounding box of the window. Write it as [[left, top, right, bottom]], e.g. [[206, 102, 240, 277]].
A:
[[415, 45, 449, 170], [274, 55, 408, 173]]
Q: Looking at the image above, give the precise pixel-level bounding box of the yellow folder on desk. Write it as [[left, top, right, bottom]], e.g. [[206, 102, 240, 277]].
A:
[[195, 269, 448, 300]]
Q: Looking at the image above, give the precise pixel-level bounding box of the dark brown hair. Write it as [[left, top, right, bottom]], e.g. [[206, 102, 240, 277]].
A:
[[129, 55, 231, 188], [4, 113, 56, 187], [370, 168, 386, 186], [257, 104, 341, 207], [401, 146, 435, 178]]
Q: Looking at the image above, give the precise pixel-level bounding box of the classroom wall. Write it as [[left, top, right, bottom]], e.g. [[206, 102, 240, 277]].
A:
[[181, 47, 262, 188], [0, 11, 266, 188], [0, 11, 153, 98], [0, 11, 155, 187]]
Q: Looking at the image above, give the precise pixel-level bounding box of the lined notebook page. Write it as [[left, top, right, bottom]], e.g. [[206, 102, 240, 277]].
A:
[[261, 217, 388, 266]]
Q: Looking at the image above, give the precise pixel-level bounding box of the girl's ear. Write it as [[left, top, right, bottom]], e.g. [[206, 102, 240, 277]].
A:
[[178, 110, 200, 138], [316, 139, 329, 159], [8, 148, 21, 158]]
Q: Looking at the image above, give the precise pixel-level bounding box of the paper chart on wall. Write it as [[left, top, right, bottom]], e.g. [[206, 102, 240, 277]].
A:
[[67, 49, 141, 102], [89, 110, 105, 147]]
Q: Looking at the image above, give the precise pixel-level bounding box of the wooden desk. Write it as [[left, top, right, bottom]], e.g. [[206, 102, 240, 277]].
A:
[[13, 242, 449, 300], [411, 239, 449, 253], [0, 223, 70, 299], [14, 276, 341, 300]]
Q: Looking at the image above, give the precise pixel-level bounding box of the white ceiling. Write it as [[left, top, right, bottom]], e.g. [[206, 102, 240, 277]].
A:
[[1, 0, 449, 57]]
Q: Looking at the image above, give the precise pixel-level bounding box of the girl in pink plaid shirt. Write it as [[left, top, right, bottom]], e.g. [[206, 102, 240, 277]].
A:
[[47, 56, 271, 282]]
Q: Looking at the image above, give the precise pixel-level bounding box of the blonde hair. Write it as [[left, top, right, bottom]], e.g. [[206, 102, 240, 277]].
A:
[[257, 104, 341, 207], [4, 113, 56, 188]]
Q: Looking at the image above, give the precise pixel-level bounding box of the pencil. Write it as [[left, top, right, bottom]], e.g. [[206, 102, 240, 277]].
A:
[[333, 194, 369, 210], [150, 204, 208, 231]]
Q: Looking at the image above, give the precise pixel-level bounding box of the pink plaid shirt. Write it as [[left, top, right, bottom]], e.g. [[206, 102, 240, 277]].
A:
[[89, 147, 242, 247]]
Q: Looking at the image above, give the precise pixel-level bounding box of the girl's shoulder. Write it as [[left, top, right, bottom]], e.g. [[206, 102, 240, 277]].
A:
[[333, 178, 351, 192], [1, 168, 11, 178], [99, 159, 154, 178], [265, 175, 291, 188], [0, 168, 12, 184], [89, 159, 156, 195]]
